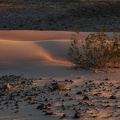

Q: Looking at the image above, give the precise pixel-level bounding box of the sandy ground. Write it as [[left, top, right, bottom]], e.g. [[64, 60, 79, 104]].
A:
[[0, 30, 120, 120]]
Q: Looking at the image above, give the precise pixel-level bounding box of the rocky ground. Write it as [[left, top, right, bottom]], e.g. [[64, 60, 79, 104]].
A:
[[0, 74, 120, 119], [0, 0, 120, 31]]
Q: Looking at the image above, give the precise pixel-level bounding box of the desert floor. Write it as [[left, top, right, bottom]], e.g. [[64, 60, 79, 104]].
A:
[[0, 1, 120, 31], [0, 31, 120, 120]]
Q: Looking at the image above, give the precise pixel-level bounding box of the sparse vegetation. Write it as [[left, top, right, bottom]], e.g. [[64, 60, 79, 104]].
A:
[[48, 82, 68, 91], [57, 83, 67, 91], [68, 30, 120, 69]]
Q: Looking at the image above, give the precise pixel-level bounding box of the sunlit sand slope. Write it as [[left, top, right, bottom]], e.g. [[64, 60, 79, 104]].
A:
[[0, 40, 71, 64], [0, 31, 74, 41], [0, 30, 90, 63]]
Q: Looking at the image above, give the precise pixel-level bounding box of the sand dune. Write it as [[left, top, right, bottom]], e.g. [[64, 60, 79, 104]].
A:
[[0, 39, 71, 63], [0, 30, 91, 41], [0, 30, 75, 41], [0, 30, 90, 64], [0, 40, 59, 62], [0, 30, 116, 66]]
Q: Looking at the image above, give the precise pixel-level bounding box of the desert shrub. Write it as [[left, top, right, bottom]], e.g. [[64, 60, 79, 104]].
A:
[[57, 83, 67, 91], [67, 31, 120, 69], [49, 82, 68, 91]]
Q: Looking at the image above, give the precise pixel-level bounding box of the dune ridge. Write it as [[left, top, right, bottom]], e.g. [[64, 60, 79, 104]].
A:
[[0, 30, 75, 41], [0, 39, 72, 66], [0, 30, 90, 65]]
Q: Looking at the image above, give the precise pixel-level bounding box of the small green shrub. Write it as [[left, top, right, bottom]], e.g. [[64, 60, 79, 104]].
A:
[[67, 31, 120, 69]]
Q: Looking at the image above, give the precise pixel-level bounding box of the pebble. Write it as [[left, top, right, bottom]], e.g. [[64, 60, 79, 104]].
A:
[[73, 112, 82, 119], [45, 112, 55, 116], [60, 114, 67, 119], [76, 91, 82, 95], [109, 95, 117, 99], [83, 96, 89, 100]]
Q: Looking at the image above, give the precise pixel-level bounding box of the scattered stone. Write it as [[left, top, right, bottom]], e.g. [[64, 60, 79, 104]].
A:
[[37, 103, 45, 110], [65, 93, 70, 97], [100, 82, 104, 85], [76, 91, 82, 95], [37, 103, 52, 110], [83, 95, 89, 100], [75, 85, 79, 87], [73, 112, 82, 119], [60, 114, 67, 119], [26, 97, 32, 101], [65, 79, 69, 82], [89, 80, 92, 83], [85, 82, 88, 84], [14, 110, 19, 113], [92, 115, 98, 118], [70, 80, 74, 83], [106, 105, 112, 107], [83, 89, 87, 92], [0, 74, 120, 119], [105, 78, 109, 80], [110, 95, 117, 99], [21, 81, 26, 84], [61, 105, 66, 110], [45, 112, 55, 116]]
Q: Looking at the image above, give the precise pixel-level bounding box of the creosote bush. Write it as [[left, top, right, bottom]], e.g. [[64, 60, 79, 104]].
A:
[[67, 31, 120, 69]]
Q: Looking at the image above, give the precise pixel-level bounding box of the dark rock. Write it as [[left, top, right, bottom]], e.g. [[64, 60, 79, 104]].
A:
[[105, 78, 109, 80], [65, 79, 69, 82], [116, 86, 120, 89], [36, 103, 45, 110], [60, 114, 67, 119], [76, 91, 82, 95], [83, 95, 89, 100], [61, 105, 66, 110], [85, 82, 88, 84], [106, 105, 112, 107], [44, 98, 48, 102], [73, 112, 82, 119], [78, 102, 82, 105], [70, 80, 74, 83], [45, 112, 55, 115], [94, 93, 98, 96], [27, 97, 32, 101], [65, 93, 70, 97], [89, 80, 92, 83], [92, 115, 97, 118], [15, 110, 19, 113], [110, 95, 117, 99], [69, 98, 74, 101], [83, 89, 87, 92], [21, 81, 26, 84], [37, 103, 52, 110], [100, 82, 104, 85]]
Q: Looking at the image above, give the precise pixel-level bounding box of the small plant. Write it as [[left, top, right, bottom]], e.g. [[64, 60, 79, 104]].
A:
[[67, 31, 120, 69], [57, 83, 67, 91], [49, 82, 68, 91]]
